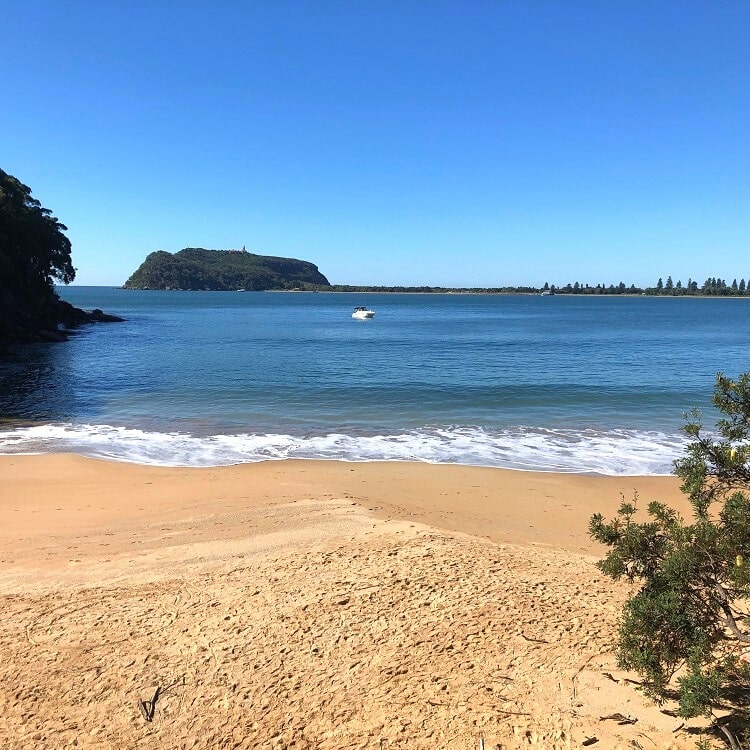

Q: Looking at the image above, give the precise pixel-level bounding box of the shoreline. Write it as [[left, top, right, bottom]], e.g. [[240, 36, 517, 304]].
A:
[[0, 449, 679, 476], [95, 285, 750, 298], [0, 454, 688, 558]]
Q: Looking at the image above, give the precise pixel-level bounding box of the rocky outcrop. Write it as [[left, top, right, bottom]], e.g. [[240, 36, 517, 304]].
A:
[[0, 293, 124, 350]]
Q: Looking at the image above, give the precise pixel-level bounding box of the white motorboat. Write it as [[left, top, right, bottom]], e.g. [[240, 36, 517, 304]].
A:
[[352, 306, 375, 320]]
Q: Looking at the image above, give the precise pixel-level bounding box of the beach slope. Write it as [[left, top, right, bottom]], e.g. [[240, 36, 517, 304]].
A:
[[0, 456, 700, 748]]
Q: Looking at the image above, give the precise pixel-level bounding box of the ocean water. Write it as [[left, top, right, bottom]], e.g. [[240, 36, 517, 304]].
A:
[[1, 288, 749, 474]]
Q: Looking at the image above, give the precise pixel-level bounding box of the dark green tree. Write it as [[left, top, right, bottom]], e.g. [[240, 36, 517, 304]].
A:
[[0, 168, 75, 291], [0, 168, 79, 344], [590, 374, 750, 748]]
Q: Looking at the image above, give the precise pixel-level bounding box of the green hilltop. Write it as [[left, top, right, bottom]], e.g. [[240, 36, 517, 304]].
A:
[[123, 247, 330, 291]]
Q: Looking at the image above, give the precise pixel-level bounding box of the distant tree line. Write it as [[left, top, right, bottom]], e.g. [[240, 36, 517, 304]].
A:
[[328, 284, 540, 294], [646, 276, 749, 296], [328, 278, 750, 296], [540, 281, 639, 295], [536, 276, 750, 297]]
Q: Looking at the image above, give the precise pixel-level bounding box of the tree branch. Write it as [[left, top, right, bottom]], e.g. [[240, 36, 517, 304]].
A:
[[714, 584, 750, 643]]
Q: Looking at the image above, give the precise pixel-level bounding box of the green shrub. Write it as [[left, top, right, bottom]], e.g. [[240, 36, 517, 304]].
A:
[[590, 374, 750, 748]]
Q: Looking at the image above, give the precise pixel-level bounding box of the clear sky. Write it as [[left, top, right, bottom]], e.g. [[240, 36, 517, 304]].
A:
[[3, 1, 749, 287]]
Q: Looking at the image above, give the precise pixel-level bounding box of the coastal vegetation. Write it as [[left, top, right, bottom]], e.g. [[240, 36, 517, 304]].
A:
[[298, 279, 750, 295], [0, 167, 121, 348], [590, 373, 750, 748], [123, 247, 330, 291], [540, 277, 750, 297]]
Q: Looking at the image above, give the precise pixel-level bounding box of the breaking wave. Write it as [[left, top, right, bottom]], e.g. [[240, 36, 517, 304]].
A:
[[0, 423, 687, 475]]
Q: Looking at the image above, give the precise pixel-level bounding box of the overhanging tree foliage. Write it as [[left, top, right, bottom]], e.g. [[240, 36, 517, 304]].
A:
[[0, 168, 75, 290], [590, 373, 750, 748], [0, 167, 78, 345]]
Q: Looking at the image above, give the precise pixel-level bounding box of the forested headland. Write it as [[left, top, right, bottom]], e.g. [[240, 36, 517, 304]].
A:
[[123, 248, 330, 291]]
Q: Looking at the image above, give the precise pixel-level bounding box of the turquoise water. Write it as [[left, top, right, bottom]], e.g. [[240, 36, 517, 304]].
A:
[[1, 288, 749, 474]]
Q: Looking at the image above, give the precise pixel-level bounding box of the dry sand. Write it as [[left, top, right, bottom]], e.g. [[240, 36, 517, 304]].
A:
[[0, 455, 706, 749]]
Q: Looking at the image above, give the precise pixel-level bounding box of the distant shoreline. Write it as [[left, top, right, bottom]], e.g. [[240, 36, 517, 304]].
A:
[[106, 286, 750, 299]]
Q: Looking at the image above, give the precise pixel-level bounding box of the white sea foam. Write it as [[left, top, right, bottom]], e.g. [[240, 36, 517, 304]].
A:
[[0, 423, 687, 475]]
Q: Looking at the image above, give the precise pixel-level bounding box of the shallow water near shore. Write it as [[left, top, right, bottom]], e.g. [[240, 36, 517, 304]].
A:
[[1, 288, 749, 473]]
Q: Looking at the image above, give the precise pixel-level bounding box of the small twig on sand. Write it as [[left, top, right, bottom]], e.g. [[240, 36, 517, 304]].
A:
[[495, 709, 531, 717], [716, 720, 742, 750], [520, 633, 550, 644], [599, 713, 637, 725], [572, 652, 603, 698], [148, 686, 160, 720], [138, 686, 161, 722], [603, 671, 639, 685], [139, 675, 186, 722]]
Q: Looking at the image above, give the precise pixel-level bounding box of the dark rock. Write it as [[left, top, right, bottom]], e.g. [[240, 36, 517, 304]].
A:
[[0, 294, 124, 352], [90, 308, 125, 322]]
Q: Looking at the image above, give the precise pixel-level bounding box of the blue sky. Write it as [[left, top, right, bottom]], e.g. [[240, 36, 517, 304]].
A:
[[3, 2, 749, 287]]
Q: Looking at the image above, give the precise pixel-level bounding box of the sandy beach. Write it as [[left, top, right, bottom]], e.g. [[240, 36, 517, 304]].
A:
[[0, 455, 703, 748]]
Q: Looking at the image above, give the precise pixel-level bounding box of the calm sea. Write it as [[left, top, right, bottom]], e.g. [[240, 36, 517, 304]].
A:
[[1, 288, 749, 474]]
